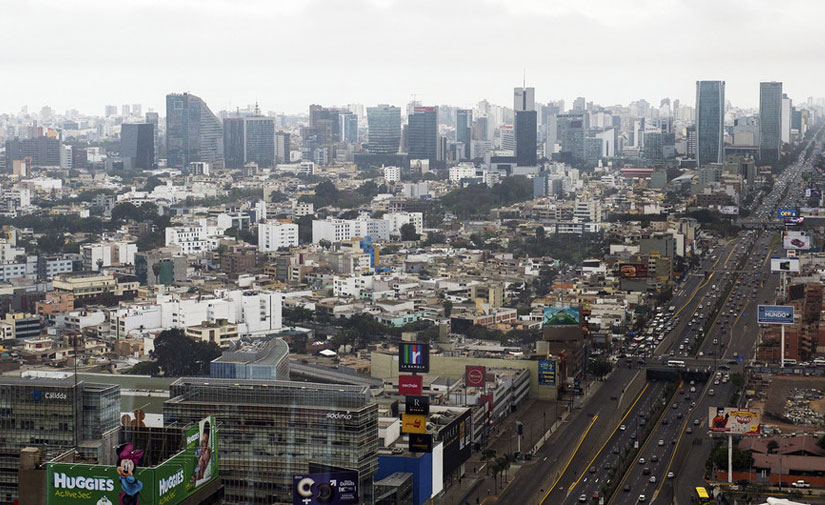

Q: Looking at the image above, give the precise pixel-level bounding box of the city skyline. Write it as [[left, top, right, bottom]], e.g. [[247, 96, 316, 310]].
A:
[[3, 0, 825, 114]]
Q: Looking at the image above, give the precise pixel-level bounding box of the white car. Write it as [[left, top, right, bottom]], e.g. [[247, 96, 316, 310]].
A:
[[667, 471, 675, 479], [638, 495, 646, 502]]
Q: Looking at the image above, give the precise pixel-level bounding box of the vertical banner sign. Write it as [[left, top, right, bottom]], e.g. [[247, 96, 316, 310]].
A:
[[537, 360, 557, 386], [465, 365, 486, 387], [398, 342, 430, 372], [398, 375, 423, 396], [405, 395, 430, 415]]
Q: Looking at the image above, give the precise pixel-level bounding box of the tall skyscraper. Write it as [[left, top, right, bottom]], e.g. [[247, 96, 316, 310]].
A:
[[121, 104, 130, 117], [695, 80, 725, 167], [120, 123, 155, 169], [514, 86, 537, 166], [407, 106, 438, 162], [132, 104, 142, 117], [223, 117, 246, 169], [572, 97, 586, 112], [759, 82, 783, 163], [340, 112, 358, 144], [105, 105, 117, 117], [166, 93, 224, 169], [456, 109, 472, 160], [556, 113, 586, 166], [145, 112, 159, 164], [367, 105, 401, 155], [244, 115, 276, 167], [781, 94, 793, 144], [275, 131, 291, 163]]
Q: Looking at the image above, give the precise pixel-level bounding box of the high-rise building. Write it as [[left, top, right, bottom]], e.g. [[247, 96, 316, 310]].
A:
[[759, 81, 783, 163], [4, 137, 60, 170], [132, 104, 142, 117], [145, 112, 160, 164], [120, 123, 155, 169], [223, 117, 246, 169], [275, 131, 291, 163], [166, 92, 224, 169], [163, 378, 378, 505], [781, 94, 793, 144], [340, 112, 358, 144], [556, 113, 586, 166], [244, 115, 276, 167], [695, 80, 725, 167], [514, 86, 537, 166], [104, 105, 117, 117], [572, 96, 586, 112], [367, 105, 402, 155], [121, 104, 130, 117], [456, 109, 472, 160], [0, 377, 120, 505], [407, 106, 438, 162]]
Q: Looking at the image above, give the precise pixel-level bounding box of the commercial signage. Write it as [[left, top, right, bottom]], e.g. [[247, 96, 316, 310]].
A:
[[785, 217, 805, 226], [405, 395, 430, 415], [783, 231, 813, 250], [619, 263, 649, 279], [398, 375, 423, 396], [708, 407, 761, 435], [465, 365, 486, 387], [778, 208, 798, 218], [770, 257, 800, 272], [718, 205, 739, 216], [398, 342, 430, 373], [408, 433, 434, 453], [538, 360, 557, 386], [293, 471, 359, 505], [401, 414, 427, 434], [437, 408, 472, 472], [757, 305, 794, 324], [542, 305, 580, 326], [47, 416, 218, 505], [799, 207, 825, 217]]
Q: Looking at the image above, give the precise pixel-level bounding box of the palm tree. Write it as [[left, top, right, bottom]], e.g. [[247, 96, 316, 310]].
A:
[[481, 449, 497, 475]]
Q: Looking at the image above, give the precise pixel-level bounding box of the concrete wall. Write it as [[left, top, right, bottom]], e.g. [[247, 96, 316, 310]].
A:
[[370, 352, 558, 401]]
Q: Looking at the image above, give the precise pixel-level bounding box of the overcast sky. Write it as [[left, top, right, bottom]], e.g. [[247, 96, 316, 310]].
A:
[[3, 0, 824, 116]]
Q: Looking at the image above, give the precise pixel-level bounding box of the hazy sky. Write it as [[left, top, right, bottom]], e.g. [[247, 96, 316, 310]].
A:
[[3, 0, 824, 116]]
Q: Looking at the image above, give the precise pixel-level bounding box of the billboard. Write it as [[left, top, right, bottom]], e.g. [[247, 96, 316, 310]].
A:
[[799, 207, 825, 217], [398, 375, 423, 396], [46, 416, 218, 505], [719, 205, 739, 216], [757, 305, 794, 324], [465, 365, 486, 387], [405, 395, 430, 415], [778, 208, 798, 218], [542, 305, 580, 326], [402, 414, 427, 434], [408, 433, 433, 453], [783, 231, 812, 250], [293, 471, 359, 505], [537, 360, 557, 386], [708, 407, 761, 434], [398, 342, 430, 373], [770, 257, 800, 272], [619, 263, 648, 279]]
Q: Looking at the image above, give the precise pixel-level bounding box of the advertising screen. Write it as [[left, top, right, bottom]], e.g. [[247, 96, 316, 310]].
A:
[[770, 257, 800, 272], [398, 342, 430, 373], [405, 395, 429, 415], [778, 208, 798, 218], [757, 305, 794, 324], [783, 231, 812, 250], [398, 375, 423, 396], [619, 263, 648, 278], [293, 471, 359, 505], [401, 414, 427, 434], [708, 407, 761, 434], [465, 365, 486, 387], [46, 416, 218, 505], [542, 305, 580, 326], [537, 360, 557, 386]]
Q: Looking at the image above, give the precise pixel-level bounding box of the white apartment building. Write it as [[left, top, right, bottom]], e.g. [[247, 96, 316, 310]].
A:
[[573, 200, 603, 223], [258, 221, 299, 252], [82, 241, 137, 271], [165, 220, 226, 254], [352, 218, 390, 241], [115, 290, 283, 338], [383, 212, 423, 235], [383, 166, 401, 183], [449, 163, 476, 182], [312, 219, 353, 244]]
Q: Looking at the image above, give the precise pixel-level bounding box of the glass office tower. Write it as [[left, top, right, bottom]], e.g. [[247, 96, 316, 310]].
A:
[[695, 80, 725, 167]]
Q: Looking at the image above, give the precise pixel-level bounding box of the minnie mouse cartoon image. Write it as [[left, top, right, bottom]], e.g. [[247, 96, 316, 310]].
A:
[[116, 443, 144, 505]]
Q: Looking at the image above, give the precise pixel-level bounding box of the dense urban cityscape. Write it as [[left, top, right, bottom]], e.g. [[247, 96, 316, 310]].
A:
[[4, 3, 825, 505]]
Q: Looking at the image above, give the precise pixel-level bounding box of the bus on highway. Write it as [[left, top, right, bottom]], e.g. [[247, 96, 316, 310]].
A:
[[667, 360, 686, 368], [695, 487, 710, 503]]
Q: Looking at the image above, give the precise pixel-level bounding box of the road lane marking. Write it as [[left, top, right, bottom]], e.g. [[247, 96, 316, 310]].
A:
[[568, 383, 651, 492], [540, 414, 599, 505]]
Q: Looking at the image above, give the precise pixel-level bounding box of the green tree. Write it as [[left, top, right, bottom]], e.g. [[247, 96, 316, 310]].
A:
[[589, 359, 614, 379], [442, 300, 453, 318], [400, 222, 419, 241], [148, 328, 222, 376]]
